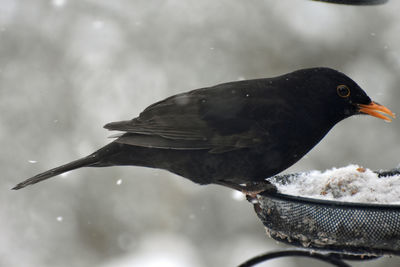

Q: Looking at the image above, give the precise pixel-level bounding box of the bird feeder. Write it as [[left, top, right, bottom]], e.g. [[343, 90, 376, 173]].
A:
[[241, 168, 400, 267]]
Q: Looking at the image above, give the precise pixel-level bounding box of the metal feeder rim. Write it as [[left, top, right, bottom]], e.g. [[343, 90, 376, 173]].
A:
[[258, 190, 400, 210]]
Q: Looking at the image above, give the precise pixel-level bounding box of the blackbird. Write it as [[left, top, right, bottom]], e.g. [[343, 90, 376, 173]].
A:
[[13, 67, 395, 191]]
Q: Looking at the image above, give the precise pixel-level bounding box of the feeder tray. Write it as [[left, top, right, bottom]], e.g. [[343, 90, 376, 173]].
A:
[[250, 168, 400, 257]]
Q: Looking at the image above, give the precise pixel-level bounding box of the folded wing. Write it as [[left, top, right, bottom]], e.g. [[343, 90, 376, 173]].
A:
[[104, 82, 280, 153]]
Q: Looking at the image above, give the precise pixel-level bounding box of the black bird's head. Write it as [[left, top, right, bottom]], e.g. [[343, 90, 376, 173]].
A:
[[288, 67, 395, 124]]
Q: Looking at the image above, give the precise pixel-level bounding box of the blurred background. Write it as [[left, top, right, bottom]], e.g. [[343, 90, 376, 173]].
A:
[[1, 0, 400, 266]]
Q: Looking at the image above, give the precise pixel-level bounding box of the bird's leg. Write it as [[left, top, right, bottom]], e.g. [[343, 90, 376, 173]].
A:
[[215, 180, 277, 198]]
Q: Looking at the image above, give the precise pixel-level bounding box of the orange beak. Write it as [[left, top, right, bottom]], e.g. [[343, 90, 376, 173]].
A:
[[358, 102, 395, 122]]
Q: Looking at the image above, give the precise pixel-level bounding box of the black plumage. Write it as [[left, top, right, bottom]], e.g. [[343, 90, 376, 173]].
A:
[[13, 68, 394, 191]]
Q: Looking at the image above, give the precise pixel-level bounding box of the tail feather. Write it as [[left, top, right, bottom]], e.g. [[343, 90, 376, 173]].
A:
[[12, 155, 99, 190]]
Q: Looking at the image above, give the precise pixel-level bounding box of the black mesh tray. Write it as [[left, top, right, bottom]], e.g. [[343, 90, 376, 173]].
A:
[[251, 168, 400, 256]]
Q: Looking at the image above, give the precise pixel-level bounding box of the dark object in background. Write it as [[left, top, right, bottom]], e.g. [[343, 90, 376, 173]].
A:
[[312, 0, 388, 5], [13, 68, 394, 191]]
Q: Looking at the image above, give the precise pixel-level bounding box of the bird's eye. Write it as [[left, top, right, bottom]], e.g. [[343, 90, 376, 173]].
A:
[[337, 85, 350, 98]]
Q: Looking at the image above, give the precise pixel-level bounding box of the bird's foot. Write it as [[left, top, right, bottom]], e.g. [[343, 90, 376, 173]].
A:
[[216, 180, 277, 198]]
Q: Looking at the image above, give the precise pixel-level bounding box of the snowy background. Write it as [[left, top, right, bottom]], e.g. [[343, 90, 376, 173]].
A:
[[2, 0, 400, 266]]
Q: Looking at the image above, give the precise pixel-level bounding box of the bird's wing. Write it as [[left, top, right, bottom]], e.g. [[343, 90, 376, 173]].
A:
[[104, 82, 283, 153]]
